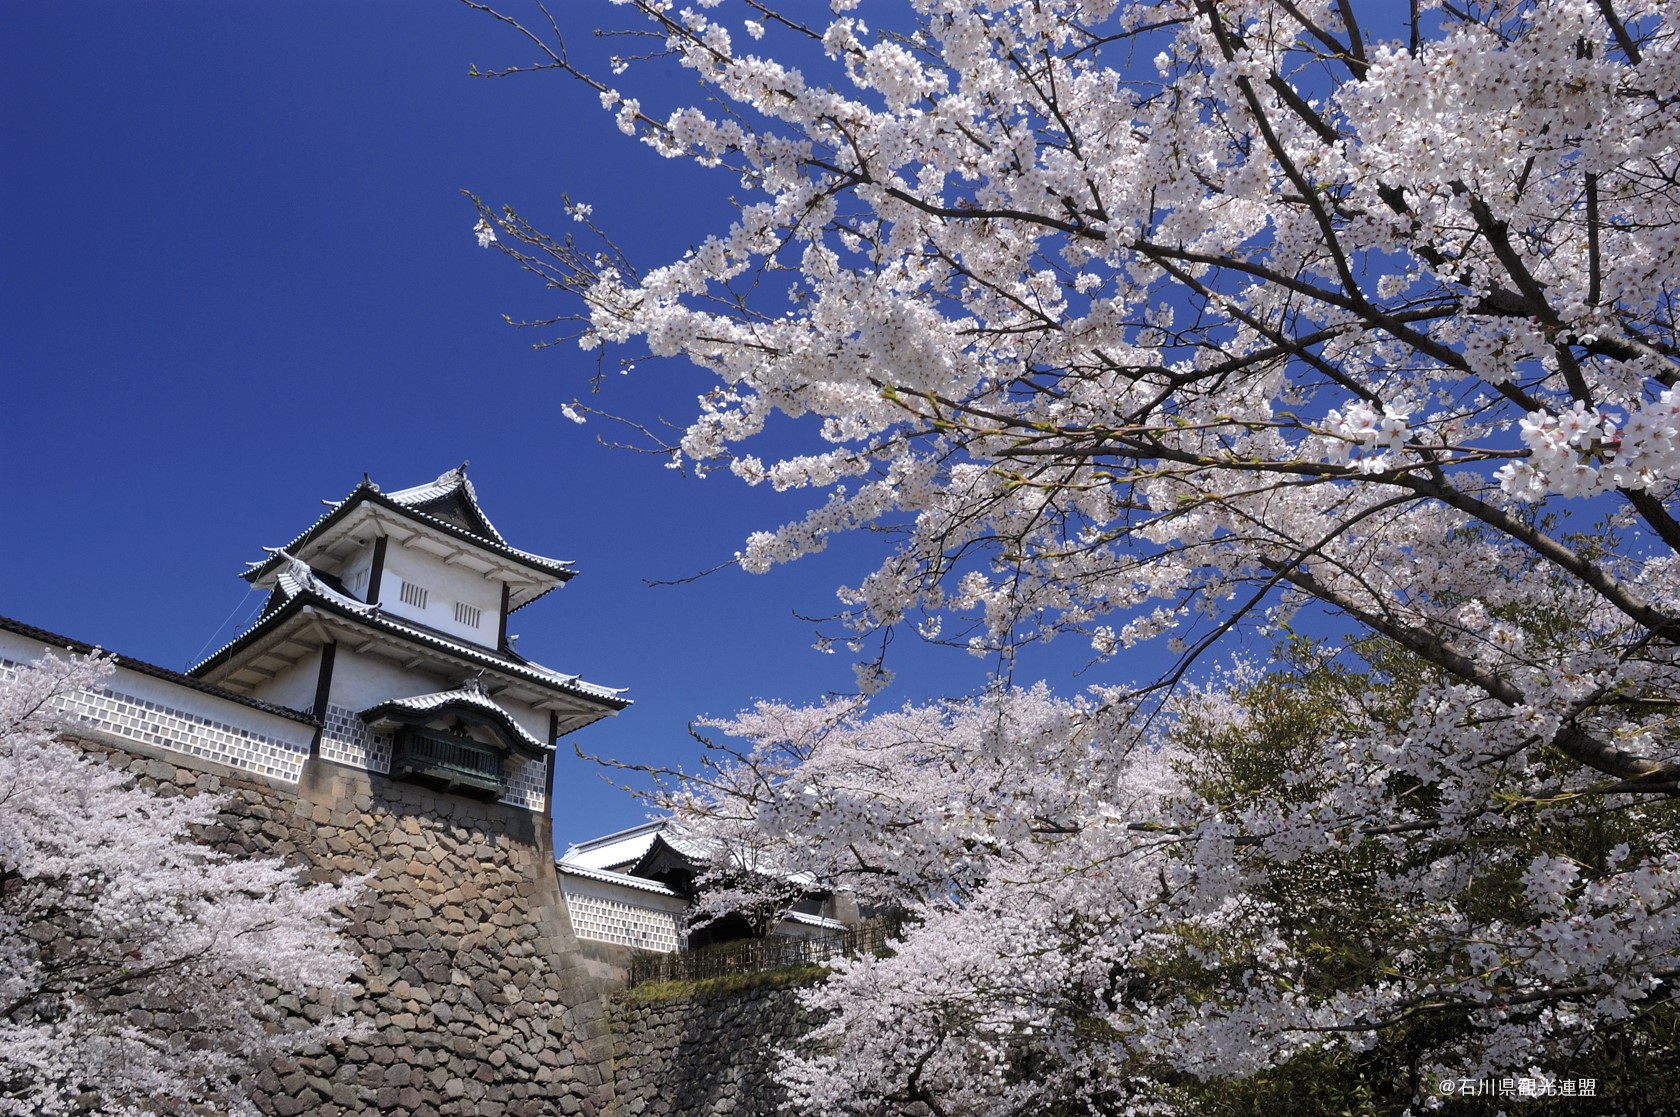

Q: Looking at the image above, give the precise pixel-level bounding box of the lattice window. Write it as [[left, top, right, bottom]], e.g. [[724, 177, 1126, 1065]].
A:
[[399, 581, 428, 609], [454, 601, 482, 628], [391, 728, 502, 798]]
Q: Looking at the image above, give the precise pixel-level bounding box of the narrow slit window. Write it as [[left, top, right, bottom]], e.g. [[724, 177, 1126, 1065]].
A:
[[400, 581, 428, 609], [455, 602, 482, 628]]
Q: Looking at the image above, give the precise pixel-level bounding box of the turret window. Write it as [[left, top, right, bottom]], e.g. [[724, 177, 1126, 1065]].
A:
[[399, 581, 429, 609], [455, 602, 482, 628]]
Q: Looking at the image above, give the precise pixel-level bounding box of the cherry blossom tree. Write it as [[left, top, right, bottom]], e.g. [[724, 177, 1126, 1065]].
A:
[[466, 0, 1680, 1109], [0, 654, 360, 1117], [666, 638, 1680, 1113]]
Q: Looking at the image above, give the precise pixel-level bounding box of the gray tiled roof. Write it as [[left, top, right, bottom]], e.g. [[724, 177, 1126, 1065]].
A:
[[555, 861, 686, 898], [561, 821, 666, 871], [383, 466, 512, 546], [563, 818, 816, 888], [361, 682, 549, 754], [193, 554, 628, 708], [0, 614, 319, 725], [243, 467, 575, 592]]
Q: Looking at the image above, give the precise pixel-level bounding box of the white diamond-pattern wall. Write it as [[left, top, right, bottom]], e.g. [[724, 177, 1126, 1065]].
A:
[[499, 755, 547, 813], [562, 886, 682, 952], [1, 659, 311, 782], [319, 703, 393, 774]]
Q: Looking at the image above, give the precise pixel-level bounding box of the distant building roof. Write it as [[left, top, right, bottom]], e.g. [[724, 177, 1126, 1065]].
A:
[[556, 860, 686, 898], [561, 820, 669, 872], [562, 817, 817, 889], [782, 910, 848, 933]]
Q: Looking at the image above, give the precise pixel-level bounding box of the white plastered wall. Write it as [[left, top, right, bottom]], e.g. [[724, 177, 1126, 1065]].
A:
[[245, 648, 324, 713], [326, 647, 553, 743], [377, 542, 503, 647], [501, 693, 551, 744], [337, 543, 376, 602], [327, 653, 452, 712]]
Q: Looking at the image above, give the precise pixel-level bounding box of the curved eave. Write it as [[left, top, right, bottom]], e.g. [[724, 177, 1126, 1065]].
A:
[[556, 861, 686, 899], [243, 486, 575, 605], [783, 911, 848, 932], [361, 693, 551, 758], [630, 834, 701, 880], [189, 588, 629, 727]]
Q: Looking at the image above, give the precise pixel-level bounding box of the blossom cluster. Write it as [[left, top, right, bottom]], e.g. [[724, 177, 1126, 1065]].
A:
[[1497, 392, 1680, 498]]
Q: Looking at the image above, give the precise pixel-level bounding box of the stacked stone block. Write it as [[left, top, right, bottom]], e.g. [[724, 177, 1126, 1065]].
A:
[[63, 734, 841, 1117], [608, 984, 818, 1117], [83, 740, 616, 1117]]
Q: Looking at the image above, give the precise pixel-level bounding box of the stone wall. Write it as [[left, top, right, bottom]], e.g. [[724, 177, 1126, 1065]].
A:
[[607, 981, 820, 1117], [79, 739, 617, 1117], [60, 734, 833, 1117]]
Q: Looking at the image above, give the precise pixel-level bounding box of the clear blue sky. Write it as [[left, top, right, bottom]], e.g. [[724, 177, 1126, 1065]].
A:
[[1, 1, 1138, 843]]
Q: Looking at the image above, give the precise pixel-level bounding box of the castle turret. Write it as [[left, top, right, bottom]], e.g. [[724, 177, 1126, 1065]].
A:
[[1, 466, 635, 1116], [190, 465, 628, 812]]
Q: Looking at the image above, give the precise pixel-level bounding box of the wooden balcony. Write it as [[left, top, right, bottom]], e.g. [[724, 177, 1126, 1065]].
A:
[[391, 729, 502, 797]]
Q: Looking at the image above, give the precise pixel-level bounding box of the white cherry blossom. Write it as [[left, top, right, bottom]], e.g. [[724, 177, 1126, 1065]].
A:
[[0, 654, 359, 1116]]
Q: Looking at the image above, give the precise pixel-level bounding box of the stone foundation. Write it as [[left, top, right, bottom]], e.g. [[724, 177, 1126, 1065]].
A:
[[607, 982, 819, 1117], [57, 732, 835, 1117], [81, 739, 616, 1117]]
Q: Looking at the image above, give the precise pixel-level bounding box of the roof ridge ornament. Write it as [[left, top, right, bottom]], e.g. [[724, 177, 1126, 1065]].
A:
[[273, 548, 317, 585], [431, 461, 470, 489]]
